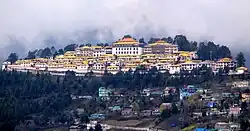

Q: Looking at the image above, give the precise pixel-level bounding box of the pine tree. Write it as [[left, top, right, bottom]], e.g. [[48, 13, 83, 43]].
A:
[[236, 52, 246, 67]]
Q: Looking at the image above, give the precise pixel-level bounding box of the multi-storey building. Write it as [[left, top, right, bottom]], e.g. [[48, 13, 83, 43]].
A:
[[104, 46, 112, 54], [144, 40, 178, 54], [216, 58, 237, 69], [76, 46, 93, 57], [3, 36, 242, 75], [112, 37, 143, 55], [92, 46, 106, 57]]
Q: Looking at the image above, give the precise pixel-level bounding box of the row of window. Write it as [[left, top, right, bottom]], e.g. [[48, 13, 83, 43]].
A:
[[116, 51, 139, 54], [115, 47, 139, 50]]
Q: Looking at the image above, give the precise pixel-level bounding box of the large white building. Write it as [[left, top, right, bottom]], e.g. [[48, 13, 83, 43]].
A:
[[216, 58, 237, 69], [112, 37, 143, 55]]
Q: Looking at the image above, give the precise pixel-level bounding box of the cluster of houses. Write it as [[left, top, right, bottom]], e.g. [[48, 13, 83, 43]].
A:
[[188, 80, 250, 131], [2, 37, 247, 76], [67, 78, 250, 130]]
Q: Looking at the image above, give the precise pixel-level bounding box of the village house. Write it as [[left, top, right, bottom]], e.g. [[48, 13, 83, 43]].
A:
[[232, 81, 249, 88], [121, 107, 135, 118], [229, 105, 241, 117]]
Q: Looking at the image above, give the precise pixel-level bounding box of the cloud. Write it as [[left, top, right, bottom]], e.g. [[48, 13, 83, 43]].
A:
[[1, 0, 250, 60]]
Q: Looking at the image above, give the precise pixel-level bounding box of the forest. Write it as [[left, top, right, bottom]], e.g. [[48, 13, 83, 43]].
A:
[[0, 64, 217, 130]]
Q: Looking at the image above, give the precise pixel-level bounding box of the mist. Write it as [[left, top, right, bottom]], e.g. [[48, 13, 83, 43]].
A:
[[1, 0, 250, 64]]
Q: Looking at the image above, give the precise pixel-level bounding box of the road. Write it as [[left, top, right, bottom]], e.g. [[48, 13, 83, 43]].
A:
[[100, 123, 165, 131]]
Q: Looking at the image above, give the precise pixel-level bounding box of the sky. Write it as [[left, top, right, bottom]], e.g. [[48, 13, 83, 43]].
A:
[[1, 0, 250, 63]]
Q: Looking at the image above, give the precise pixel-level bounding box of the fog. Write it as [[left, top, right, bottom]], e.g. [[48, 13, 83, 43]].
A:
[[1, 0, 250, 64]]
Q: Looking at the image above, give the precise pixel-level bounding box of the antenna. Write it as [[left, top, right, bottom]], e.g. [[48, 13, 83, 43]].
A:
[[210, 51, 212, 61]]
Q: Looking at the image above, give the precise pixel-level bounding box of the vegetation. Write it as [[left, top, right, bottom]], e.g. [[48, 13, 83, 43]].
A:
[[15, 35, 234, 62], [0, 64, 217, 130], [7, 53, 18, 64], [236, 52, 246, 67]]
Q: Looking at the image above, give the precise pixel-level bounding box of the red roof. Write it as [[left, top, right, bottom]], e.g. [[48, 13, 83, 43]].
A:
[[119, 38, 137, 42]]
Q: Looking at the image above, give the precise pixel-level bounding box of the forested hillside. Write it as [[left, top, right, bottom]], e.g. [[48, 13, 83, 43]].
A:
[[0, 64, 216, 130]]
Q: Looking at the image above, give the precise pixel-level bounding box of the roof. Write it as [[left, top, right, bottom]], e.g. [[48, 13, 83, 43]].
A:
[[218, 58, 232, 62], [182, 60, 197, 64], [236, 67, 248, 71], [119, 37, 137, 42], [92, 46, 102, 49], [81, 46, 91, 49], [149, 40, 173, 46], [113, 37, 138, 45]]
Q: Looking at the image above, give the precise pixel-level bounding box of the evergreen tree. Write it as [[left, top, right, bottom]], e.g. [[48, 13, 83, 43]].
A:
[[236, 52, 246, 67], [26, 50, 37, 59], [64, 44, 77, 52], [123, 35, 132, 38], [58, 49, 64, 55], [7, 53, 18, 64], [40, 47, 52, 58]]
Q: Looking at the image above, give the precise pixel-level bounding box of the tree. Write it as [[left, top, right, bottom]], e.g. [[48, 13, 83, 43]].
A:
[[161, 37, 173, 43], [123, 35, 132, 38], [104, 43, 109, 46], [161, 109, 170, 119], [58, 49, 64, 55], [64, 44, 77, 52], [148, 37, 160, 44], [79, 44, 85, 47], [94, 123, 103, 131], [171, 103, 178, 114], [218, 46, 231, 59], [40, 47, 52, 58], [26, 50, 37, 59], [7, 53, 18, 64], [236, 52, 246, 67], [139, 38, 145, 43], [174, 35, 190, 51], [86, 43, 92, 47], [80, 113, 89, 123]]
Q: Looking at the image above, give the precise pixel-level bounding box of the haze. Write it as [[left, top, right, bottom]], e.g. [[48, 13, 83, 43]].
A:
[[1, 0, 250, 64]]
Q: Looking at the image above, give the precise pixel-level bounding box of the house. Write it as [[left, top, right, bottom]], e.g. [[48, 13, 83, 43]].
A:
[[229, 106, 241, 117], [89, 113, 105, 120], [214, 122, 240, 131], [236, 67, 248, 74], [143, 40, 178, 54], [121, 107, 134, 118], [141, 88, 163, 96], [232, 81, 249, 88], [108, 106, 121, 111], [216, 58, 237, 70], [241, 93, 250, 102], [214, 122, 230, 130], [160, 103, 172, 112], [164, 86, 176, 96], [98, 87, 111, 101], [152, 109, 161, 116], [139, 110, 152, 117]]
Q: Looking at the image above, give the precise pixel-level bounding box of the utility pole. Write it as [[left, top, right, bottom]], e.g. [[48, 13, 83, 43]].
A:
[[210, 51, 212, 61]]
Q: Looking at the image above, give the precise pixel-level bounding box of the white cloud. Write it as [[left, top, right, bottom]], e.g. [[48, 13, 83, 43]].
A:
[[0, 0, 250, 58]]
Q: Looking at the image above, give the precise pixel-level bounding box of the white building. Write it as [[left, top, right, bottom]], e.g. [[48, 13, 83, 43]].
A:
[[181, 61, 199, 71], [112, 37, 143, 56], [169, 64, 181, 74], [92, 46, 106, 57], [1, 61, 11, 70], [216, 58, 237, 69]]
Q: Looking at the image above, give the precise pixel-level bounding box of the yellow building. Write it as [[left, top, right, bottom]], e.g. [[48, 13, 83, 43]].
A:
[[144, 40, 178, 54], [216, 58, 237, 69]]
